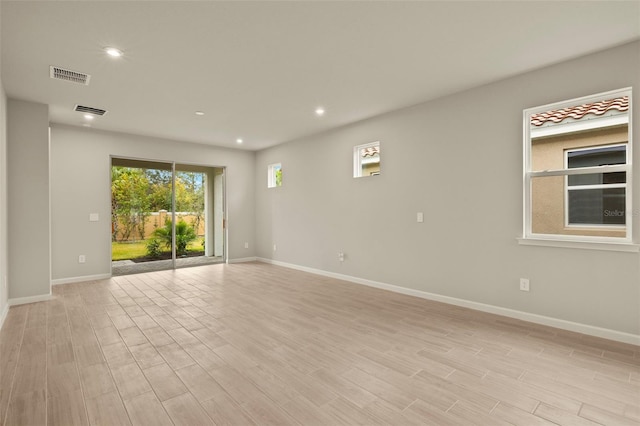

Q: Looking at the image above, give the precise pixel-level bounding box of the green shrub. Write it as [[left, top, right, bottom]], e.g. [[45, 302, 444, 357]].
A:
[[145, 238, 162, 259], [153, 219, 197, 256]]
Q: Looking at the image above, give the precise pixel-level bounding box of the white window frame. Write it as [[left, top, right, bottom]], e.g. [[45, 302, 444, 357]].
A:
[[267, 163, 282, 188], [564, 143, 627, 229], [353, 141, 380, 178], [521, 87, 635, 249]]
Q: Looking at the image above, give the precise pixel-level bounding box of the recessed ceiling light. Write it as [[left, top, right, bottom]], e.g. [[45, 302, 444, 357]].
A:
[[315, 107, 325, 116], [104, 47, 123, 57], [236, 138, 243, 144], [83, 114, 94, 120], [195, 111, 205, 116]]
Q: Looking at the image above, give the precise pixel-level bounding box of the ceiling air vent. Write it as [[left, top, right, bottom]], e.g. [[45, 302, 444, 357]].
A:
[[74, 105, 107, 116], [50, 66, 91, 85]]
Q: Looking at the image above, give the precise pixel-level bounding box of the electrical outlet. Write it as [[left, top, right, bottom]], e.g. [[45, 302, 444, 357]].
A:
[[273, 244, 277, 251], [244, 242, 249, 249], [79, 255, 86, 264], [338, 251, 345, 262], [417, 212, 424, 223], [520, 278, 530, 292]]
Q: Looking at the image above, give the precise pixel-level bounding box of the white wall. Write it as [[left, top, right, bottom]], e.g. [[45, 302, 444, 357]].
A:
[[50, 125, 255, 281], [256, 41, 640, 338], [7, 99, 50, 301], [0, 40, 7, 322]]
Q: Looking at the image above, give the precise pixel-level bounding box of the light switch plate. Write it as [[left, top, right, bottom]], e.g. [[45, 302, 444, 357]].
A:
[[89, 213, 99, 222], [417, 212, 424, 223]]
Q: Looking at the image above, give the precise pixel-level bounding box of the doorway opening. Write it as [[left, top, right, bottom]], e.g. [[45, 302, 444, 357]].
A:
[[110, 158, 225, 275]]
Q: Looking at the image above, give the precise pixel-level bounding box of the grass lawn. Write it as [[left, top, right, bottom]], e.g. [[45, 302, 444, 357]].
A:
[[112, 238, 204, 261]]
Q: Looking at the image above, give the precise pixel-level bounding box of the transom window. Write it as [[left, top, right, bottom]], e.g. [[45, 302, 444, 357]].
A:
[[354, 141, 380, 178], [267, 163, 282, 188], [523, 88, 632, 243]]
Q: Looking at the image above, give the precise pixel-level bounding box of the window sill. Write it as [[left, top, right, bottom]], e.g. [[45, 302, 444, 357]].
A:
[[517, 238, 640, 252]]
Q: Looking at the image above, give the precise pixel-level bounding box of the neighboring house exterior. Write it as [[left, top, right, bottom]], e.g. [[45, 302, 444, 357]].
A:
[[530, 96, 629, 238], [360, 145, 380, 176]]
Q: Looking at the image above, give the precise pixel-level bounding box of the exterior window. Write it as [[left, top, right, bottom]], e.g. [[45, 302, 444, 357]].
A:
[[267, 163, 282, 188], [524, 88, 632, 242], [354, 141, 380, 178]]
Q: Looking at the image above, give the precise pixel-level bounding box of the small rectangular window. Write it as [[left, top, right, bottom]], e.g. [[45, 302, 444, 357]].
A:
[[354, 141, 380, 178], [267, 163, 282, 188], [524, 88, 632, 243]]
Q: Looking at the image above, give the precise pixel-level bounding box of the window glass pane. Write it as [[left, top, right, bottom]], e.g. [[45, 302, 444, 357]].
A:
[[567, 145, 626, 168], [267, 163, 282, 188], [568, 188, 625, 225], [354, 142, 380, 178], [531, 175, 626, 238], [568, 171, 626, 186]]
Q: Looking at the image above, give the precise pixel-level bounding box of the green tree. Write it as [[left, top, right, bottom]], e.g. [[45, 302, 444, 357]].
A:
[[175, 172, 205, 230], [111, 167, 151, 241]]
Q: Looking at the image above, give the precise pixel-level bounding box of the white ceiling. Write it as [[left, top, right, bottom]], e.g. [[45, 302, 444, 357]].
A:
[[2, 1, 639, 151]]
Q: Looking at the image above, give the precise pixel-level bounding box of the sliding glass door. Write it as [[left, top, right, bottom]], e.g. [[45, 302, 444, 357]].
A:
[[111, 158, 225, 276]]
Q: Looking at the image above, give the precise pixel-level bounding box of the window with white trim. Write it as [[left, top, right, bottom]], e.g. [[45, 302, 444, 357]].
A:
[[523, 88, 632, 243], [354, 141, 380, 178], [267, 163, 282, 188]]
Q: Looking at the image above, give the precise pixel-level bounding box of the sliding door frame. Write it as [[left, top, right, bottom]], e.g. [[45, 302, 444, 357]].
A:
[[109, 155, 227, 276]]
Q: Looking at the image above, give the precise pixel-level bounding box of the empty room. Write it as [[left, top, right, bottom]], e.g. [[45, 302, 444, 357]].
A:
[[0, 1, 639, 425]]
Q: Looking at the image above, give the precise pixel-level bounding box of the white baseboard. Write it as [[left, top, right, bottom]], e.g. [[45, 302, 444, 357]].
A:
[[8, 292, 52, 307], [257, 258, 640, 346], [228, 257, 257, 264], [51, 273, 111, 286], [0, 302, 8, 331]]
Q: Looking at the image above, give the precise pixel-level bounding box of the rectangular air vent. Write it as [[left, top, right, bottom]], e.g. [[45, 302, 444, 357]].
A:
[[50, 66, 91, 85], [74, 105, 107, 116]]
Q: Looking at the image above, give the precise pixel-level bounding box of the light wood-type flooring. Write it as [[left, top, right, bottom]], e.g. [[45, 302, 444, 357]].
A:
[[0, 262, 638, 425]]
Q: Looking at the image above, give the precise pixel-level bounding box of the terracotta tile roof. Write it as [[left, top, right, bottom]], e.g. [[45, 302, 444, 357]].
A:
[[531, 96, 628, 127], [362, 146, 380, 157]]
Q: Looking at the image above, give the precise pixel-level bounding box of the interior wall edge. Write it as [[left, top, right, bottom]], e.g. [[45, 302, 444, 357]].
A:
[[51, 273, 112, 286], [7, 292, 52, 307], [0, 303, 8, 331]]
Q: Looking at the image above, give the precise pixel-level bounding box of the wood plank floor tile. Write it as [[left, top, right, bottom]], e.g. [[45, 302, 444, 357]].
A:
[[85, 391, 132, 426], [79, 363, 116, 399], [127, 342, 164, 369], [0, 262, 638, 426], [117, 326, 148, 348], [110, 362, 153, 401], [123, 391, 173, 426], [75, 342, 106, 367], [199, 389, 257, 426], [47, 361, 82, 397], [47, 390, 89, 426], [341, 367, 415, 410], [176, 364, 235, 403], [47, 341, 75, 367], [534, 402, 602, 426], [579, 404, 640, 426], [6, 389, 46, 426], [11, 352, 46, 396], [142, 362, 189, 402], [155, 342, 196, 370], [162, 392, 215, 425]]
